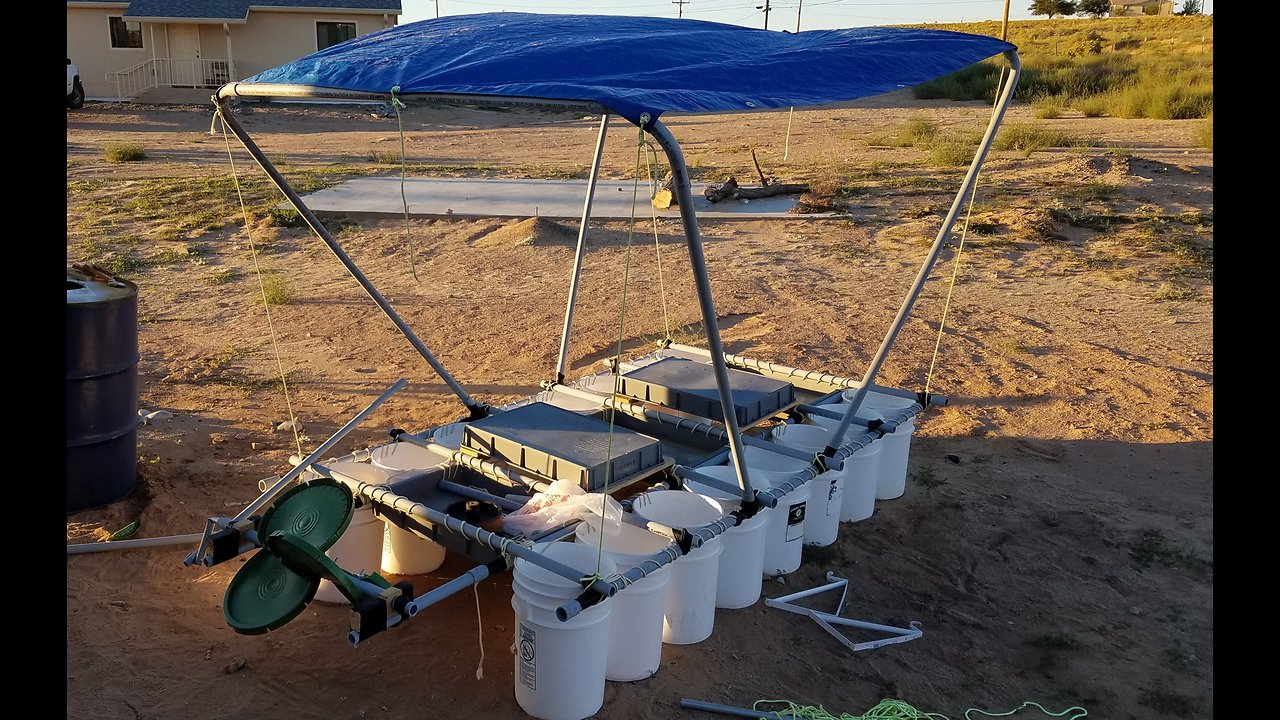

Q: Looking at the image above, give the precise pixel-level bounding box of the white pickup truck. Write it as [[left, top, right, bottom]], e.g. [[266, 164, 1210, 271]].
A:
[[68, 58, 84, 109]]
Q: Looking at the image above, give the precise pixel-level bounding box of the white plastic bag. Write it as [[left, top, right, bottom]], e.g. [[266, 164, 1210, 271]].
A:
[[502, 480, 622, 536]]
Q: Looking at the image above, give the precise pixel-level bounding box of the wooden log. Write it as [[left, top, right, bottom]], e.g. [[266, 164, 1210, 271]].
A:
[[704, 176, 810, 204]]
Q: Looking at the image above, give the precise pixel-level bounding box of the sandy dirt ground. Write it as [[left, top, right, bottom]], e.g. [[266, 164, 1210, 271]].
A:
[[67, 94, 1212, 720]]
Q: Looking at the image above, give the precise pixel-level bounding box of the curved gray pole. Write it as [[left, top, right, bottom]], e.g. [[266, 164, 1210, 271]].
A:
[[645, 118, 755, 505], [556, 114, 611, 383], [214, 98, 483, 416], [822, 51, 1022, 455]]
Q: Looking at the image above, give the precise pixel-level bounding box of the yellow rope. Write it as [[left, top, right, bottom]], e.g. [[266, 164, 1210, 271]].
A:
[[390, 87, 419, 282], [643, 140, 673, 342], [590, 115, 651, 581], [783, 106, 795, 161], [473, 584, 485, 680], [923, 67, 1007, 400], [216, 108, 304, 461]]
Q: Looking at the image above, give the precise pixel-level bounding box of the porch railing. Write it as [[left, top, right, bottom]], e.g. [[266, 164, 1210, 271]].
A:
[[107, 58, 232, 98]]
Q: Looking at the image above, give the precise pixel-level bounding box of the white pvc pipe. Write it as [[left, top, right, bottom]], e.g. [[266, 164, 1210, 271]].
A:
[[68, 532, 203, 555]]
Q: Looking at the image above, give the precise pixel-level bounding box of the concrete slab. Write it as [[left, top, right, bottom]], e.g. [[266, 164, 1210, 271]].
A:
[[296, 176, 831, 220]]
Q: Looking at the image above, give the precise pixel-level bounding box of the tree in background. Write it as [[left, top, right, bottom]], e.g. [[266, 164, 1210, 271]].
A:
[[1177, 0, 1202, 14], [1078, 0, 1110, 17], [1028, 0, 1078, 18]]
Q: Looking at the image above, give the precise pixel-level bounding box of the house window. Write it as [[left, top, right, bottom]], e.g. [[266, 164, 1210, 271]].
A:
[[109, 17, 143, 49], [317, 21, 357, 50]]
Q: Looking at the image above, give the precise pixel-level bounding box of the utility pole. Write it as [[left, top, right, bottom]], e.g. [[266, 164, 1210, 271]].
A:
[[672, 0, 688, 18], [435, 0, 440, 18], [755, 0, 772, 29], [795, 0, 803, 32]]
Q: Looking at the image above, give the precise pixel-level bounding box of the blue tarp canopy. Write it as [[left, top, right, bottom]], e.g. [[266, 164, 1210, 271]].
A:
[[242, 13, 1014, 126]]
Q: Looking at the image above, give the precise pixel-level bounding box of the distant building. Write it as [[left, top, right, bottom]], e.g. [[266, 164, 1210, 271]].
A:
[[67, 0, 402, 102], [1110, 0, 1177, 16]]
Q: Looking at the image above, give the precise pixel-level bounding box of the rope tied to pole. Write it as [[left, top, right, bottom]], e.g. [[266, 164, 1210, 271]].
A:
[[922, 66, 1008, 401], [641, 135, 674, 343], [586, 113, 653, 583], [215, 105, 305, 461], [390, 86, 419, 282]]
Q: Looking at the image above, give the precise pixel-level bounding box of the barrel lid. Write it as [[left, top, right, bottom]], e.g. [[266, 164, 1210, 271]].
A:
[[67, 276, 136, 304], [223, 549, 319, 634], [259, 478, 355, 551]]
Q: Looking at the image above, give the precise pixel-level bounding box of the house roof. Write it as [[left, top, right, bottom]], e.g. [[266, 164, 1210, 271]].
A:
[[114, 0, 400, 22]]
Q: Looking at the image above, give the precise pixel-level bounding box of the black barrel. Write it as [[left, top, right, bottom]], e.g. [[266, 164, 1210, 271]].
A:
[[67, 273, 139, 512]]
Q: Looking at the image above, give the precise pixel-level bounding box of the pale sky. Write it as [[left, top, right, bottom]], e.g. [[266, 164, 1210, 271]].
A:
[[400, 0, 1212, 32]]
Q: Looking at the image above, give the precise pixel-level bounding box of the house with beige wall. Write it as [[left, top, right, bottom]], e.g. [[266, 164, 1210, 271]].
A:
[[67, 0, 401, 102], [1110, 0, 1177, 15]]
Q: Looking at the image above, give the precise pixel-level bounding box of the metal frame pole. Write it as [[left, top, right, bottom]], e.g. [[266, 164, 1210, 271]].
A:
[[182, 378, 409, 566], [556, 114, 611, 383], [820, 51, 1021, 455], [647, 118, 755, 504], [213, 97, 484, 417]]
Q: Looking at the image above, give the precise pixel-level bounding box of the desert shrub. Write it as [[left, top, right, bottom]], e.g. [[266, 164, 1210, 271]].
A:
[[1192, 115, 1212, 149], [929, 141, 975, 167], [260, 274, 293, 305], [1033, 95, 1068, 119], [104, 144, 147, 163], [995, 122, 1096, 153]]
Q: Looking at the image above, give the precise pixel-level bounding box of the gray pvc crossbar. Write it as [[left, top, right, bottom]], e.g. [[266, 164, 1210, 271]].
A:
[[313, 462, 617, 600], [665, 342, 945, 405], [315, 463, 727, 621], [437, 479, 527, 512], [682, 404, 919, 507], [550, 381, 814, 464], [680, 698, 799, 719]]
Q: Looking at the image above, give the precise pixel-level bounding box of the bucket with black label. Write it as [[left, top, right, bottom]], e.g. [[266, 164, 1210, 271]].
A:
[[512, 541, 616, 720]]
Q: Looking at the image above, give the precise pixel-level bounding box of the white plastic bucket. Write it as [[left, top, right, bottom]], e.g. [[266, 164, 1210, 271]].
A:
[[369, 441, 447, 473], [798, 416, 883, 523], [512, 542, 617, 720], [368, 443, 449, 575], [769, 425, 845, 547], [841, 390, 918, 500], [629, 491, 725, 645], [838, 441, 881, 522], [314, 462, 390, 604], [724, 448, 810, 577], [574, 520, 671, 681], [380, 524, 447, 575], [684, 467, 769, 609]]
